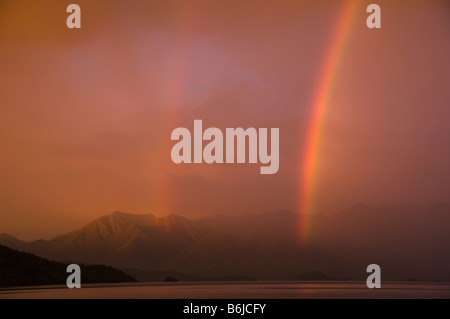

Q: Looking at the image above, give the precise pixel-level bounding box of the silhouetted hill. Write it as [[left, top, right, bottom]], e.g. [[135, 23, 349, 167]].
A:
[[0, 244, 136, 287], [2, 203, 450, 281], [123, 268, 256, 282], [123, 269, 208, 282]]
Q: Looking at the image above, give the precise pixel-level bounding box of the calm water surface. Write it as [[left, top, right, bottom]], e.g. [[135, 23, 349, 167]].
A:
[[1, 282, 449, 299]]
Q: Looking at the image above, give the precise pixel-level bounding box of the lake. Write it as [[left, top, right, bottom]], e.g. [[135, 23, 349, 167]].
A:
[[1, 281, 450, 299]]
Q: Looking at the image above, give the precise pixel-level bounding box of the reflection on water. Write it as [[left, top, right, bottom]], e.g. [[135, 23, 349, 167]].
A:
[[1, 282, 450, 299]]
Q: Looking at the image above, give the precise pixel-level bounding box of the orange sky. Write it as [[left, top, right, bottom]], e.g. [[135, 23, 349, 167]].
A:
[[0, 0, 449, 240]]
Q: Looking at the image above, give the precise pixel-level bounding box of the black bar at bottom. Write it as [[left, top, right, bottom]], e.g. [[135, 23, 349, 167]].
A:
[[0, 299, 446, 318]]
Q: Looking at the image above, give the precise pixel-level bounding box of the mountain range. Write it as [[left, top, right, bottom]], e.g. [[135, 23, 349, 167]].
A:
[[1, 203, 450, 281]]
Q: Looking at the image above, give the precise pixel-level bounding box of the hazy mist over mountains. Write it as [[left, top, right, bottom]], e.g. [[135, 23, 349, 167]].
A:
[[1, 203, 450, 282]]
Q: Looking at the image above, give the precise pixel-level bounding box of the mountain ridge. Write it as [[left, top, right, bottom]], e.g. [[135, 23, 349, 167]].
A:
[[0, 244, 136, 287], [2, 203, 450, 281]]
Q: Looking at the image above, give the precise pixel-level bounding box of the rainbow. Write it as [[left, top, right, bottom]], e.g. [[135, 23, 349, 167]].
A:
[[299, 0, 360, 242]]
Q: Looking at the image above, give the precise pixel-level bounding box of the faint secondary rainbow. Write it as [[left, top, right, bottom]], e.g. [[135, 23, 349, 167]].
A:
[[299, 0, 359, 242], [151, 3, 201, 217]]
